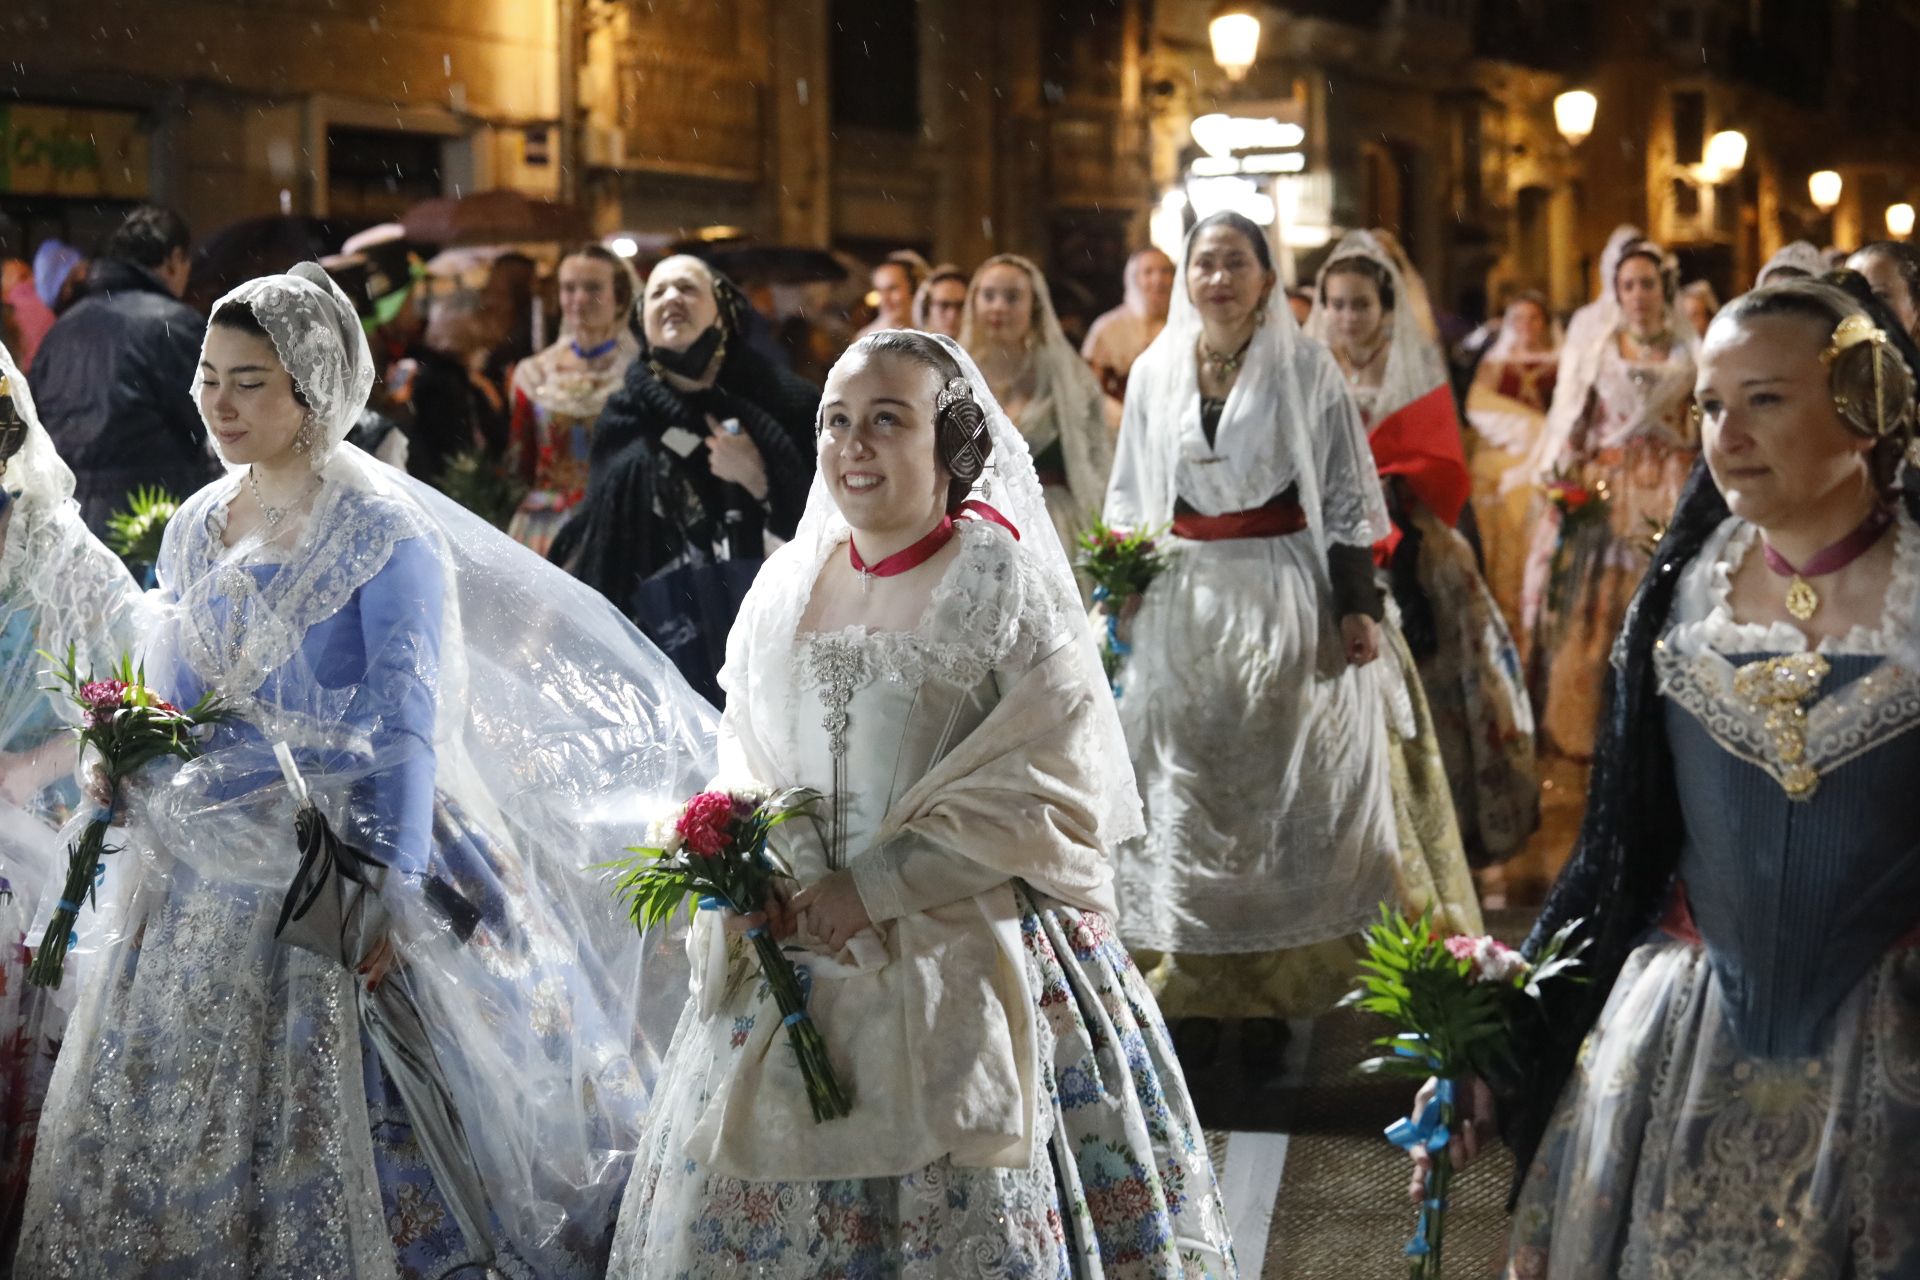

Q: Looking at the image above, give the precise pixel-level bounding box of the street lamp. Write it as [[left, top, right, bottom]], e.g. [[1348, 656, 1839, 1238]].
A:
[[1703, 130, 1749, 182], [1889, 202, 1916, 239], [1210, 6, 1261, 82], [1808, 170, 1843, 214], [1553, 90, 1597, 147]]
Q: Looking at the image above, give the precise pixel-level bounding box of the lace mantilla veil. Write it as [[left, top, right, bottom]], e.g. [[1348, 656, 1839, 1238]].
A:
[[1304, 228, 1452, 424], [130, 264, 719, 1255], [739, 331, 1144, 848], [1110, 223, 1390, 588]]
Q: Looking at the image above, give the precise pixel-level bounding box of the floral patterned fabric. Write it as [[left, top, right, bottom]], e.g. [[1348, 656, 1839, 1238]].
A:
[[608, 891, 1237, 1279], [1508, 940, 1920, 1279]]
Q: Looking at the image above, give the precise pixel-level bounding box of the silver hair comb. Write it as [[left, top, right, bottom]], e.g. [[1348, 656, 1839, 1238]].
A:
[[936, 377, 974, 414]]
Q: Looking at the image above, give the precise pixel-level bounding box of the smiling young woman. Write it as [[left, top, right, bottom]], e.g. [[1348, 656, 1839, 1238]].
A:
[[606, 328, 1235, 1277]]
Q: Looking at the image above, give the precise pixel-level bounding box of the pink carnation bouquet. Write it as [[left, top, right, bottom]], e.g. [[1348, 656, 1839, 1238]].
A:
[[603, 785, 850, 1122], [29, 644, 232, 988], [1342, 908, 1587, 1278]]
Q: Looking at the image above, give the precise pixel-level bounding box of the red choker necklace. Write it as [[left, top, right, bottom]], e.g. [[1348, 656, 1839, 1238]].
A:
[[850, 516, 956, 581], [847, 501, 1020, 588], [1760, 504, 1895, 622]]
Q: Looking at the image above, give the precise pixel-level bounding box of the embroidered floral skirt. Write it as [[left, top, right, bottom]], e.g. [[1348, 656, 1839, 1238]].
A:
[[607, 894, 1238, 1279], [1508, 940, 1920, 1279]]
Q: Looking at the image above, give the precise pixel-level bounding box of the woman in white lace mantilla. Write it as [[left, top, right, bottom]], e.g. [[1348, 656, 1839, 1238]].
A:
[[607, 329, 1235, 1279], [1103, 213, 1425, 1044], [1519, 238, 1699, 774], [0, 342, 143, 1262], [15, 264, 718, 1279], [962, 254, 1114, 568], [1307, 229, 1535, 875]]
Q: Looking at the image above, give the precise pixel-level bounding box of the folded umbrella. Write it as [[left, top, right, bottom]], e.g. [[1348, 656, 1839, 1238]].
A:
[[270, 744, 496, 1267]]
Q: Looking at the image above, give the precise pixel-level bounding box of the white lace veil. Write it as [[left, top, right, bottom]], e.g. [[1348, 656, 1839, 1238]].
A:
[[741, 330, 1143, 847], [1304, 228, 1451, 425], [1108, 219, 1389, 581], [1523, 236, 1699, 485], [1, 341, 77, 508], [960, 255, 1114, 522], [125, 265, 720, 1261], [211, 262, 377, 470]]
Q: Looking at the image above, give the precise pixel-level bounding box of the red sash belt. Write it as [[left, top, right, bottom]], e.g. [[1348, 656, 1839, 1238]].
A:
[[1172, 497, 1308, 542]]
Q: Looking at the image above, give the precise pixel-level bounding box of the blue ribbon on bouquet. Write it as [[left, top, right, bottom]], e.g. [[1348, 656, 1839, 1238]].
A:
[[1090, 585, 1131, 698], [1385, 1076, 1455, 1257]]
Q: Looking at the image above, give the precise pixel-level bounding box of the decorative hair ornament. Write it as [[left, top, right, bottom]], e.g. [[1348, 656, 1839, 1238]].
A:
[[935, 376, 975, 417], [1822, 312, 1906, 439]]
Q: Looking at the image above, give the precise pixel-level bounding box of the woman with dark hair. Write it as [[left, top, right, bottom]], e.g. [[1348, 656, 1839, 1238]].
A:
[[607, 328, 1234, 1277], [17, 263, 719, 1277], [1410, 278, 1920, 1277], [1104, 212, 1439, 1050], [550, 253, 817, 702], [1309, 230, 1538, 874], [504, 243, 642, 554], [1847, 239, 1920, 346], [1519, 239, 1698, 863]]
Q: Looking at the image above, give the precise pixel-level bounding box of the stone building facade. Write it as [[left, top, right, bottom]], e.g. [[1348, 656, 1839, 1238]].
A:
[[8, 0, 1920, 327]]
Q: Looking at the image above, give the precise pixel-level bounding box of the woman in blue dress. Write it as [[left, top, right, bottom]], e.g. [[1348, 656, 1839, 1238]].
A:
[[0, 340, 143, 1262], [15, 264, 719, 1279], [1410, 277, 1920, 1277]]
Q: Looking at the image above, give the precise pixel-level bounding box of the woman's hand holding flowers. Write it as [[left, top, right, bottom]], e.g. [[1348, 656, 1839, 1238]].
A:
[[789, 869, 872, 955]]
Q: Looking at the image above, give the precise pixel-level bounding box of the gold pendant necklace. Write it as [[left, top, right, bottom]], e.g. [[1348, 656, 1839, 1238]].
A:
[[1783, 576, 1820, 622], [1760, 504, 1895, 624]]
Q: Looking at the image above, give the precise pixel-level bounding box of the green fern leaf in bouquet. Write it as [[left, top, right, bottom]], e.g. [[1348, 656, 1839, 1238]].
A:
[[105, 486, 180, 569]]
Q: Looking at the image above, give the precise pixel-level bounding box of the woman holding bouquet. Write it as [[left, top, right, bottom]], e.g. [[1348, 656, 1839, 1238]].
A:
[[606, 329, 1235, 1277], [0, 342, 142, 1261], [1519, 239, 1698, 783], [1417, 278, 1920, 1276], [1101, 212, 1418, 1048], [1307, 229, 1537, 873], [16, 264, 718, 1278]]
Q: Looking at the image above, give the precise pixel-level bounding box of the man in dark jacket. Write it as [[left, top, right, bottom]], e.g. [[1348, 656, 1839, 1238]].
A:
[[29, 205, 219, 536]]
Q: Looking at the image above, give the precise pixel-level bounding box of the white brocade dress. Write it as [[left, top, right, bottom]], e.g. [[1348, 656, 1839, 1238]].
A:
[[608, 526, 1235, 1279]]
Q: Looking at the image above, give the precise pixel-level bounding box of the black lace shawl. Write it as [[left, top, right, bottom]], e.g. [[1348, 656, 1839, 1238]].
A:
[[547, 334, 817, 612], [1502, 272, 1920, 1197]]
